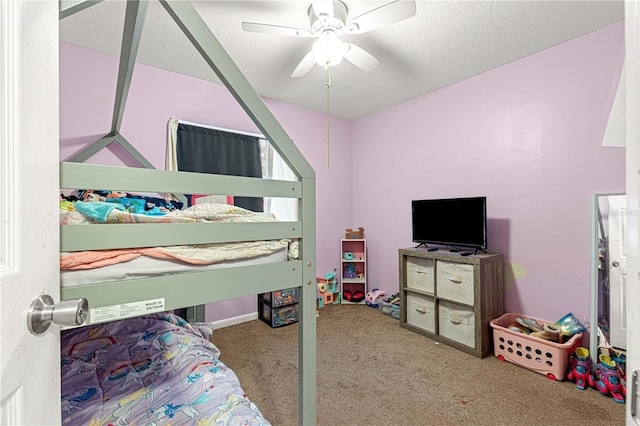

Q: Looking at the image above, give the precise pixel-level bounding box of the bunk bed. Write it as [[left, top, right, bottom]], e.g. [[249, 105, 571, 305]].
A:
[[58, 1, 317, 425]]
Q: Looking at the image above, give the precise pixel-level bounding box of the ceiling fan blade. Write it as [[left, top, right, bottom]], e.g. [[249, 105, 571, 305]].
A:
[[291, 51, 316, 78], [346, 1, 416, 34], [343, 43, 380, 72], [241, 22, 314, 38], [311, 0, 334, 19]]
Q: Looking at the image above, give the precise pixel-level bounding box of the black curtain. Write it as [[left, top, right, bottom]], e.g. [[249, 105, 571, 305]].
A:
[[176, 123, 263, 212]]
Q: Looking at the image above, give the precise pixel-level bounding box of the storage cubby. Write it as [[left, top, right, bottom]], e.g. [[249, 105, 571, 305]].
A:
[[399, 248, 504, 358], [341, 239, 366, 304]]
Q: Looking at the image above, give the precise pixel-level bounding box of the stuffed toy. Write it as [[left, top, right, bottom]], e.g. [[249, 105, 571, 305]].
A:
[[81, 190, 106, 202]]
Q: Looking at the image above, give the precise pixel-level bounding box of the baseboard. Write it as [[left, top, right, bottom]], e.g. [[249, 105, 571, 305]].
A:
[[211, 312, 258, 330]]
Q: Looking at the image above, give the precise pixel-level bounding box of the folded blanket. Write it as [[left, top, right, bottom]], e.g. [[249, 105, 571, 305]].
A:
[[60, 239, 293, 270]]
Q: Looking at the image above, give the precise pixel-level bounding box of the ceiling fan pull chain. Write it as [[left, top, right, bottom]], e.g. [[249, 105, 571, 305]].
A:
[[326, 64, 331, 168]]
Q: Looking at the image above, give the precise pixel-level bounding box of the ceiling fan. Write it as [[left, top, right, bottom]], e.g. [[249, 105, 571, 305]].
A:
[[241, 0, 417, 78]]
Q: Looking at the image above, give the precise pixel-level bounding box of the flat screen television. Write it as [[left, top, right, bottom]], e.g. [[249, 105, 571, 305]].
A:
[[412, 197, 487, 250]]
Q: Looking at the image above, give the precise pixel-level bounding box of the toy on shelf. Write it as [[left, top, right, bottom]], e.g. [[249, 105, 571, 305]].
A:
[[343, 263, 356, 279], [345, 227, 364, 239], [343, 290, 364, 303]]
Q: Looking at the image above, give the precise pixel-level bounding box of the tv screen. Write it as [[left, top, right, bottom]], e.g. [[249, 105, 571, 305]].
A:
[[412, 197, 487, 249]]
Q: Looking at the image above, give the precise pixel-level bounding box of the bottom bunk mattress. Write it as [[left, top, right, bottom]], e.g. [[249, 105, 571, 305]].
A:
[[61, 313, 270, 425]]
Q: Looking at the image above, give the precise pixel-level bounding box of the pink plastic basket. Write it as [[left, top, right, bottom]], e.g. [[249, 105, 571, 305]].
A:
[[490, 313, 583, 381]]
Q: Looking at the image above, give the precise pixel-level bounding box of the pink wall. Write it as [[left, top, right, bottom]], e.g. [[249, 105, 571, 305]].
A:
[[59, 43, 353, 321], [352, 22, 625, 326], [61, 20, 625, 326]]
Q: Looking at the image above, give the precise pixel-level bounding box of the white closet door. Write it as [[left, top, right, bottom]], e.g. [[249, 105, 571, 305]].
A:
[[0, 1, 60, 424], [608, 195, 627, 350]]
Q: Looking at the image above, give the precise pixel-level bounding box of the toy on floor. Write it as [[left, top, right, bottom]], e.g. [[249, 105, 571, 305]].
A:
[[385, 293, 400, 304], [605, 348, 626, 380], [317, 271, 340, 309], [590, 353, 626, 403], [365, 289, 388, 308], [567, 347, 592, 390]]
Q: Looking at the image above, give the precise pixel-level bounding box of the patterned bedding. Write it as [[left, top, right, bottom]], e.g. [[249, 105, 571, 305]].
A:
[[60, 203, 299, 270], [61, 313, 271, 425]]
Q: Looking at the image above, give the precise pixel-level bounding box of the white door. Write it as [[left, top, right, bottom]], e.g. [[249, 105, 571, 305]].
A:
[[625, 2, 640, 424], [0, 1, 60, 424], [608, 195, 627, 350]]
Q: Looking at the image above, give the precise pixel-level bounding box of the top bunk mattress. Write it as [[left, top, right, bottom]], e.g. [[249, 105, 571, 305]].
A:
[[60, 200, 299, 287]]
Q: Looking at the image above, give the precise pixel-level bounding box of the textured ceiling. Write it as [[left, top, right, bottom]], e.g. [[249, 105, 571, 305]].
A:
[[59, 0, 624, 120]]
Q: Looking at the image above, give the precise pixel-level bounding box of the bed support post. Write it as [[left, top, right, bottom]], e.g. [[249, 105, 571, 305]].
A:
[[299, 177, 317, 424], [159, 2, 316, 424]]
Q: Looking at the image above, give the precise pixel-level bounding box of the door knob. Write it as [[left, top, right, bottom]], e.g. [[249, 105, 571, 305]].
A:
[[27, 294, 88, 335], [612, 261, 620, 267]]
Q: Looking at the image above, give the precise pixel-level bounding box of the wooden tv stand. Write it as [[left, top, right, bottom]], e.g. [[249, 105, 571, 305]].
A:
[[398, 247, 504, 358]]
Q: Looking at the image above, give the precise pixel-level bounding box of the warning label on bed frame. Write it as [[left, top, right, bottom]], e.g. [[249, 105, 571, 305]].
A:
[[90, 298, 166, 323]]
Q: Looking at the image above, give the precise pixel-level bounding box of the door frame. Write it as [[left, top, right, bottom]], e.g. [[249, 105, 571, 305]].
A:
[[625, 1, 640, 424]]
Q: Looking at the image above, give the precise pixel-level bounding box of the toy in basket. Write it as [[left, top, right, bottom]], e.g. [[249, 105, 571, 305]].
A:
[[345, 227, 364, 239], [490, 313, 584, 381]]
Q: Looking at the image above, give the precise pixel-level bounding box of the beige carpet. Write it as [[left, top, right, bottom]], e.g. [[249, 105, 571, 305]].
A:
[[212, 304, 625, 426]]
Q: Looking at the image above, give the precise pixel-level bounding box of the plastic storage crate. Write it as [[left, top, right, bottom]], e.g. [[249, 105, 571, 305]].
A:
[[258, 287, 299, 328], [490, 313, 583, 381], [259, 303, 299, 328], [261, 287, 299, 307], [378, 300, 400, 319]]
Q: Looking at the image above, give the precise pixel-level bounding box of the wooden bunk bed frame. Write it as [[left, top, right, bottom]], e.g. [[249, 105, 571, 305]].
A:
[[59, 1, 317, 424]]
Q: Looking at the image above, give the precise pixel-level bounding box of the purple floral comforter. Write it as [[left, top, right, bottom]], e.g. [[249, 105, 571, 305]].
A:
[[61, 313, 270, 425]]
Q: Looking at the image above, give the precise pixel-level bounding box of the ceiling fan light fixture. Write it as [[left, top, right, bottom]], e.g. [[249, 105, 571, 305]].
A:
[[312, 32, 345, 67]]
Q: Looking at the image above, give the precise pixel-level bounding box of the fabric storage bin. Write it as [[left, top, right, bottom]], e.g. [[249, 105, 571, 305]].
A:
[[490, 313, 583, 381], [438, 300, 475, 348], [405, 293, 435, 332], [436, 261, 474, 305], [259, 302, 299, 328], [406, 257, 435, 293]]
